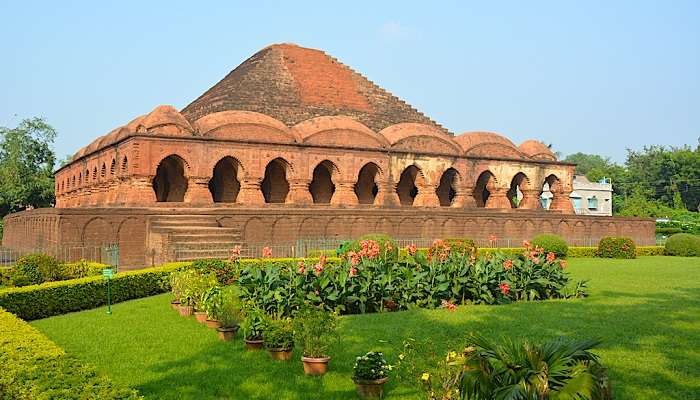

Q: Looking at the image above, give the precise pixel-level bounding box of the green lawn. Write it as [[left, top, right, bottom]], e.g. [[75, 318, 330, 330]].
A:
[[32, 256, 700, 400]]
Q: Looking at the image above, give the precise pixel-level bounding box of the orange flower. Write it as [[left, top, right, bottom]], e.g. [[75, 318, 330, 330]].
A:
[[406, 243, 418, 256], [297, 260, 305, 274], [499, 282, 511, 295], [262, 246, 272, 258], [522, 240, 531, 248], [349, 267, 357, 277], [313, 263, 324, 275], [441, 299, 457, 312], [503, 259, 513, 270], [546, 252, 556, 263], [560, 260, 568, 269], [488, 234, 498, 243]]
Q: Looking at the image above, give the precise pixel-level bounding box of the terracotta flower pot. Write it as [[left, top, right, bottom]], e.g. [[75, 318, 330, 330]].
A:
[[170, 301, 181, 311], [194, 311, 208, 323], [205, 319, 222, 329], [268, 347, 293, 361], [245, 338, 264, 351], [354, 377, 389, 399], [301, 356, 331, 375], [178, 305, 194, 317], [217, 326, 239, 341]]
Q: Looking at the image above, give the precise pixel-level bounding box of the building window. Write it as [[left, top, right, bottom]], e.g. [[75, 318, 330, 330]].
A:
[[571, 197, 582, 210], [588, 196, 598, 210]]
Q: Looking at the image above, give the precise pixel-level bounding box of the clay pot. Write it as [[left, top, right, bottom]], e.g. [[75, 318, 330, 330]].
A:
[[268, 347, 294, 361], [178, 305, 194, 317], [205, 319, 222, 329], [170, 300, 181, 311], [301, 356, 331, 375], [245, 338, 264, 351], [217, 326, 239, 341], [354, 377, 389, 399], [194, 311, 208, 323]]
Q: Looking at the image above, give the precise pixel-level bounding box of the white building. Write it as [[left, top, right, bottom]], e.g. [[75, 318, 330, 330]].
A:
[[540, 175, 613, 216]]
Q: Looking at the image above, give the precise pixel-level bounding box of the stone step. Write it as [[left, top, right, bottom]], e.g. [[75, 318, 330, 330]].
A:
[[152, 220, 219, 228], [169, 232, 242, 241], [170, 241, 240, 250], [151, 226, 239, 234]]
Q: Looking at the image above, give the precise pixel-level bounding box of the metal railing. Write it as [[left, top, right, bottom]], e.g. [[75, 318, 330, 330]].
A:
[[0, 244, 119, 268]]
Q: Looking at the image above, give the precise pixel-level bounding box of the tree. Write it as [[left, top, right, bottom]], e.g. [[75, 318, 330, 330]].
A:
[[563, 152, 614, 176], [0, 118, 57, 217]]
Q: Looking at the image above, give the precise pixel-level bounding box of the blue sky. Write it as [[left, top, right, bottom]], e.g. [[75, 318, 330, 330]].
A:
[[1, 1, 698, 163]]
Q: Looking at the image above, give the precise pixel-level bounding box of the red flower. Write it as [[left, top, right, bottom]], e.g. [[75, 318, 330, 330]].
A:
[[349, 267, 357, 277], [522, 240, 531, 248], [499, 282, 511, 295], [546, 252, 556, 263], [406, 243, 418, 256], [313, 263, 324, 275], [503, 259, 513, 270], [297, 260, 305, 274], [262, 246, 272, 258], [229, 245, 242, 261], [441, 299, 457, 312]]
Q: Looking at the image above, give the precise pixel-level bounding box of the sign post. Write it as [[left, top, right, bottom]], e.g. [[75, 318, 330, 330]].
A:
[[102, 268, 114, 315]]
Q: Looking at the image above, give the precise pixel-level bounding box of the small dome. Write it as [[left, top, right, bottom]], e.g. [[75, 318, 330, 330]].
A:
[[379, 123, 461, 155], [454, 131, 517, 152], [519, 140, 556, 161], [292, 116, 388, 149], [140, 105, 194, 135]]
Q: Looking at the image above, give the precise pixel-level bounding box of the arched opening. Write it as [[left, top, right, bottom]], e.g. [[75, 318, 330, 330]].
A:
[[84, 169, 89, 183], [92, 167, 97, 181], [100, 163, 106, 178], [507, 172, 528, 208], [354, 163, 380, 205], [474, 171, 495, 207], [396, 165, 420, 206], [78, 172, 82, 186], [309, 160, 336, 204], [110, 159, 116, 175], [208, 157, 241, 203], [436, 168, 459, 207], [121, 157, 128, 174], [152, 155, 188, 202], [540, 174, 560, 210], [261, 158, 290, 204]]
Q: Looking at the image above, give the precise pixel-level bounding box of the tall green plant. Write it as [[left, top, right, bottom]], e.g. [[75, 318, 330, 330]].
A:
[[293, 306, 338, 358], [218, 286, 243, 328]]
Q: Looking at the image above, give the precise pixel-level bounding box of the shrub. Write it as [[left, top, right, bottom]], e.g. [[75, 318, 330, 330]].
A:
[[636, 246, 665, 256], [477, 247, 523, 258], [263, 317, 294, 350], [567, 247, 598, 258], [598, 237, 636, 259], [63, 260, 108, 279], [306, 249, 337, 258], [458, 335, 611, 400], [218, 286, 243, 328], [0, 308, 142, 399], [343, 234, 398, 262], [531, 234, 568, 257], [0, 262, 190, 320], [12, 253, 63, 286], [293, 306, 338, 358], [664, 233, 700, 257], [190, 258, 236, 285], [353, 351, 389, 382]]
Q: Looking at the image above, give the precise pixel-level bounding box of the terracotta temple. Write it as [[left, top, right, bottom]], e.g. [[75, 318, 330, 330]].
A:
[[2, 44, 654, 267]]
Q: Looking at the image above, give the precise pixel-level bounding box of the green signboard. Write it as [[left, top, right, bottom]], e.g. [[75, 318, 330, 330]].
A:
[[102, 268, 113, 279], [102, 268, 114, 314]]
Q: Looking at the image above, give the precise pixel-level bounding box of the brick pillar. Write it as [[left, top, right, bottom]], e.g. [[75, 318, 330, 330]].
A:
[[331, 181, 358, 206], [485, 188, 511, 209], [124, 177, 156, 205], [550, 190, 575, 214], [185, 176, 213, 204], [454, 184, 476, 208], [238, 179, 265, 205], [375, 181, 399, 207], [288, 178, 312, 205], [520, 189, 542, 210], [414, 183, 440, 207]]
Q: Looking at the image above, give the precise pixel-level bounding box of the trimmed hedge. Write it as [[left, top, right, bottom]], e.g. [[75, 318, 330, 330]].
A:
[[531, 234, 569, 257], [0, 308, 142, 399], [598, 237, 636, 259], [0, 262, 190, 320], [665, 233, 700, 257], [637, 246, 665, 256]]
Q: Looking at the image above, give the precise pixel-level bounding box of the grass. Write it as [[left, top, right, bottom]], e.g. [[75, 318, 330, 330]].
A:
[[31, 256, 700, 400]]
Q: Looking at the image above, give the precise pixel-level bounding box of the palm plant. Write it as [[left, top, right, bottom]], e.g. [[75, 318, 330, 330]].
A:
[[459, 335, 611, 400]]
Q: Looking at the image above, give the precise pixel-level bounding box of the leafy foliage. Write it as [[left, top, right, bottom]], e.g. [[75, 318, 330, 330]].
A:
[[217, 286, 243, 328], [0, 308, 142, 399], [240, 301, 266, 340], [12, 253, 62, 286], [263, 317, 294, 350], [597, 237, 636, 259], [664, 233, 700, 257], [0, 118, 57, 218], [342, 233, 399, 262], [531, 234, 568, 257], [293, 306, 338, 358], [458, 335, 611, 400]]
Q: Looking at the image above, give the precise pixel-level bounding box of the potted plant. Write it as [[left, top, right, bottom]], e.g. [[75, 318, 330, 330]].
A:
[[169, 271, 184, 310], [216, 286, 242, 341], [201, 286, 223, 325], [240, 303, 266, 350], [263, 317, 294, 360], [294, 306, 337, 375], [353, 351, 390, 398], [191, 273, 218, 325], [177, 269, 198, 317]]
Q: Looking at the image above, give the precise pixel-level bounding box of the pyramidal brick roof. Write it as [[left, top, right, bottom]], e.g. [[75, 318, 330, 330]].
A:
[[181, 43, 449, 134]]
